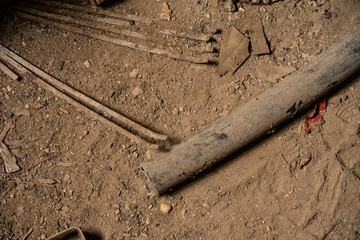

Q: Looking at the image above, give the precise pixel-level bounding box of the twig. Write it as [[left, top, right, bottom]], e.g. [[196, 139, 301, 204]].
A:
[[0, 121, 12, 142], [0, 43, 168, 143], [158, 29, 213, 42], [12, 11, 209, 64], [14, 5, 150, 42], [30, 0, 153, 24], [0, 51, 160, 149], [21, 228, 33, 240], [0, 61, 19, 80], [26, 155, 57, 171]]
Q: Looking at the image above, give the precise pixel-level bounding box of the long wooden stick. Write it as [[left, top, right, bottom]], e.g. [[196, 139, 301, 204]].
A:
[[0, 45, 167, 142], [0, 51, 160, 149], [0, 61, 19, 80], [141, 29, 360, 195], [17, 3, 131, 27], [30, 0, 153, 24], [14, 5, 150, 42], [12, 11, 209, 64], [27, 0, 213, 42]]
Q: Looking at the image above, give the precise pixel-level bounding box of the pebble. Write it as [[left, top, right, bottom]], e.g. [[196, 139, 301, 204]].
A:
[[115, 209, 120, 215], [63, 173, 70, 182], [132, 87, 144, 97], [132, 152, 139, 158], [160, 203, 172, 214], [83, 60, 90, 68], [130, 69, 139, 78], [4, 111, 14, 118], [58, 61, 65, 71], [24, 104, 29, 109], [61, 205, 70, 212], [172, 108, 180, 115], [219, 109, 229, 117]]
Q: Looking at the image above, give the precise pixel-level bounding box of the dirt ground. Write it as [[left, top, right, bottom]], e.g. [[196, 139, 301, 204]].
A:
[[1, 0, 360, 239]]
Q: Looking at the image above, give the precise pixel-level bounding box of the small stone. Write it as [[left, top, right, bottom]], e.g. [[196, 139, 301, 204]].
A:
[[83, 60, 90, 68], [204, 13, 211, 19], [160, 203, 172, 214], [132, 87, 144, 97], [160, 2, 171, 21], [24, 104, 29, 109], [224, 0, 236, 12], [219, 109, 229, 117], [4, 111, 14, 118], [266, 226, 271, 232], [6, 86, 12, 92], [40, 234, 46, 240], [115, 209, 120, 215], [323, 10, 331, 19], [105, 166, 113, 171], [172, 108, 179, 115], [58, 61, 65, 71], [129, 69, 139, 78], [63, 173, 70, 182], [61, 205, 70, 212], [132, 152, 139, 158]]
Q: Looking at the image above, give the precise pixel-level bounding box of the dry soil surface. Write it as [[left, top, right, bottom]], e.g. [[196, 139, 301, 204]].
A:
[[0, 0, 360, 239]]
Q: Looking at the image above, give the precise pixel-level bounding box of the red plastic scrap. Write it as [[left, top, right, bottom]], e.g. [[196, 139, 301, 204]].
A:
[[304, 98, 327, 133]]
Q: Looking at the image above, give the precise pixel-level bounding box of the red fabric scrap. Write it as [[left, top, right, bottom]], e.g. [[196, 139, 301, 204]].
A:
[[304, 98, 327, 133]]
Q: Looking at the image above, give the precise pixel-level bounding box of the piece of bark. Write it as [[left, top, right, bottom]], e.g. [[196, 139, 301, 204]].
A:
[[0, 141, 20, 173], [256, 62, 296, 83], [0, 61, 19, 80], [249, 18, 270, 55], [0, 121, 12, 142], [217, 26, 249, 75]]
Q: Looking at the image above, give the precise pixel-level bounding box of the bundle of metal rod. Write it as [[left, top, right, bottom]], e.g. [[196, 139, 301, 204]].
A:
[[0, 44, 168, 149]]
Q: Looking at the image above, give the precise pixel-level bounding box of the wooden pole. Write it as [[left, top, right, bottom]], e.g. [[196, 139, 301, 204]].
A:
[[0, 45, 168, 142], [141, 29, 360, 195]]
